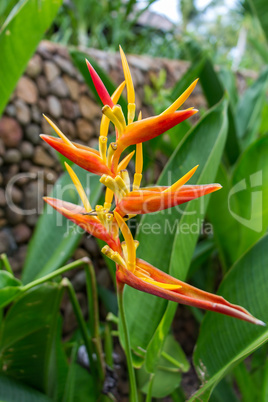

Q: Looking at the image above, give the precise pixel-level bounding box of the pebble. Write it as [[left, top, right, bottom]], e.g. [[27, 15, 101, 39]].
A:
[[50, 76, 69, 98], [15, 99, 31, 125], [0, 189, 6, 207], [0, 117, 22, 148], [4, 149, 21, 164], [16, 76, 38, 104], [79, 95, 101, 120], [63, 75, 80, 100], [61, 99, 77, 119], [31, 104, 41, 123], [5, 104, 16, 117], [76, 118, 94, 142], [37, 76, 48, 97], [23, 181, 43, 217], [7, 186, 23, 204], [12, 223, 32, 244], [21, 141, 34, 159], [0, 229, 15, 254], [5, 205, 24, 225], [25, 124, 40, 144], [54, 54, 76, 76], [26, 54, 42, 78], [44, 60, 60, 82], [47, 95, 62, 118], [33, 146, 55, 167], [83, 237, 100, 257]]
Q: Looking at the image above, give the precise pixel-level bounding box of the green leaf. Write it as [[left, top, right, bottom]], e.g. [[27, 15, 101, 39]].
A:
[[122, 97, 228, 365], [0, 0, 62, 116], [248, 0, 268, 42], [0, 374, 53, 402], [22, 166, 102, 283], [137, 335, 183, 398], [235, 67, 268, 149], [0, 283, 64, 395], [209, 136, 268, 267], [190, 51, 240, 165], [0, 270, 22, 308], [191, 234, 268, 401]]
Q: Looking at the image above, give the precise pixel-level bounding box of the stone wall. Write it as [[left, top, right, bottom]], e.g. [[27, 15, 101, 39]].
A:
[[0, 40, 210, 279]]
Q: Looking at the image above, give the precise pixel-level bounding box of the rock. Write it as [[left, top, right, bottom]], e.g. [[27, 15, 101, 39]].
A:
[[23, 181, 43, 217], [12, 223, 31, 244], [0, 117, 22, 148], [5, 205, 24, 225], [54, 55, 75, 76], [26, 54, 42, 77], [50, 76, 69, 97], [72, 270, 86, 291], [63, 75, 80, 101], [0, 173, 3, 186], [0, 229, 16, 254], [33, 146, 55, 167], [5, 104, 16, 117], [74, 247, 89, 260], [83, 237, 99, 257], [15, 99, 31, 125], [0, 139, 5, 156], [31, 104, 41, 123], [37, 75, 48, 97], [38, 41, 56, 58], [58, 119, 75, 139], [6, 186, 23, 204], [63, 293, 87, 334], [76, 118, 94, 142], [0, 189, 5, 207], [20, 160, 32, 172], [47, 95, 62, 118], [25, 123, 40, 144], [61, 99, 76, 119], [4, 149, 21, 164], [44, 60, 60, 82], [9, 245, 28, 273], [21, 141, 34, 159], [3, 164, 19, 185], [38, 98, 48, 113], [97, 268, 110, 288], [79, 95, 101, 120], [16, 76, 38, 104], [44, 168, 57, 184]]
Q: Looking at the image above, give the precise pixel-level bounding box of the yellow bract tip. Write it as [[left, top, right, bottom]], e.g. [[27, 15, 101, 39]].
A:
[[65, 162, 92, 212], [161, 79, 199, 115], [43, 115, 75, 148], [164, 165, 199, 193], [114, 211, 136, 272]]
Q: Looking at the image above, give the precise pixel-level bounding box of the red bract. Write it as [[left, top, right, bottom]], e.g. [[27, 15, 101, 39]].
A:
[[116, 259, 264, 326], [40, 135, 113, 177]]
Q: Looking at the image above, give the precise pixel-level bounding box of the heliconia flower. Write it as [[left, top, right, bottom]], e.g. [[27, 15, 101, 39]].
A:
[[40, 135, 113, 177], [116, 259, 265, 326], [114, 165, 221, 216], [107, 212, 264, 326], [44, 197, 121, 252]]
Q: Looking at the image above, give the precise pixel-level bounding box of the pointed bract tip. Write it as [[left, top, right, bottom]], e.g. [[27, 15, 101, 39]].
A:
[[256, 319, 266, 327]]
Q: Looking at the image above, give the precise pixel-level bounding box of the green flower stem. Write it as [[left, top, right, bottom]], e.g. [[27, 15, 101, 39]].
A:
[[117, 283, 138, 402], [62, 278, 96, 380], [0, 253, 13, 275], [22, 257, 89, 292], [85, 260, 105, 381], [145, 374, 155, 402]]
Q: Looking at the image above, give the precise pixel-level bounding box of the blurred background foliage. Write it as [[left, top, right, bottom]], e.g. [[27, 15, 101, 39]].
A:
[[44, 0, 268, 70]]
